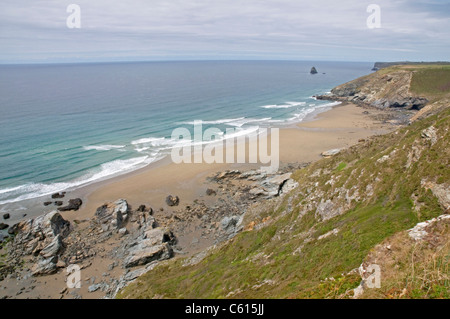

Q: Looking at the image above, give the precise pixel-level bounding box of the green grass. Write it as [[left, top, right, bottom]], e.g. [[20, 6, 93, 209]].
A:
[[410, 66, 450, 99], [118, 77, 449, 299]]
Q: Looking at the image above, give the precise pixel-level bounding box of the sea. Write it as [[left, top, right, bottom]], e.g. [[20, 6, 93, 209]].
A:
[[0, 60, 373, 211]]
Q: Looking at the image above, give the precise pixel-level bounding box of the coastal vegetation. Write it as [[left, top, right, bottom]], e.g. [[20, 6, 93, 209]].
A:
[[118, 65, 449, 299]]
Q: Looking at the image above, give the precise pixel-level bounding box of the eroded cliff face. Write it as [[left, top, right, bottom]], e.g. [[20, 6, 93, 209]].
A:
[[317, 69, 428, 110]]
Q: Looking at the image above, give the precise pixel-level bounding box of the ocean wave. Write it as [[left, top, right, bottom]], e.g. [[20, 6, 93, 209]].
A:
[[131, 137, 167, 145], [317, 101, 342, 108], [260, 101, 306, 109], [226, 117, 272, 127], [181, 118, 245, 125], [286, 101, 342, 123], [0, 156, 156, 205], [83, 145, 126, 151]]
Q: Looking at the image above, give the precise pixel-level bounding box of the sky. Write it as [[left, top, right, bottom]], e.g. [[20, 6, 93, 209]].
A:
[[0, 0, 449, 63]]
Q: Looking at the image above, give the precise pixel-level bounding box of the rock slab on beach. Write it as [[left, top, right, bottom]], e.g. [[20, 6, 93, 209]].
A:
[[58, 198, 83, 211], [165, 195, 180, 207]]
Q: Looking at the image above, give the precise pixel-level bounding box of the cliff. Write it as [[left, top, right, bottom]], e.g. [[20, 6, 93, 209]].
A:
[[316, 65, 450, 116], [117, 66, 449, 299]]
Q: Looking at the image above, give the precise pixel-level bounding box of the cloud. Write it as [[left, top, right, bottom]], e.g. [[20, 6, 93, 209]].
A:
[[0, 0, 448, 63]]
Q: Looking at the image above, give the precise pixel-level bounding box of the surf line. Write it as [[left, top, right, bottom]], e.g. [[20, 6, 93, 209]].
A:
[[171, 120, 279, 173]]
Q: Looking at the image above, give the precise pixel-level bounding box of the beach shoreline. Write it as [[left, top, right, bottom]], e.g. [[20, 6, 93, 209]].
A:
[[0, 101, 402, 299], [0, 101, 395, 227]]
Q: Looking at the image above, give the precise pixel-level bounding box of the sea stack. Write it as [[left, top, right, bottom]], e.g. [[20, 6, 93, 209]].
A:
[[310, 67, 318, 74]]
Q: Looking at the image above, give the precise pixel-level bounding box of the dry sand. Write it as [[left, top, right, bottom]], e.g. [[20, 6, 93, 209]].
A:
[[0, 102, 396, 299], [63, 102, 392, 224]]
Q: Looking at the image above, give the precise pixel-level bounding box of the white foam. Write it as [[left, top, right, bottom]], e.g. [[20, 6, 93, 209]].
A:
[[222, 126, 260, 140], [181, 118, 245, 125], [286, 101, 307, 106], [317, 101, 341, 108], [83, 145, 126, 151], [226, 117, 271, 127], [0, 156, 156, 205], [131, 137, 166, 145], [261, 101, 306, 109]]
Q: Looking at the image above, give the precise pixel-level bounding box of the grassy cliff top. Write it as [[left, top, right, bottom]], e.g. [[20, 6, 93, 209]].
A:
[[117, 66, 449, 299]]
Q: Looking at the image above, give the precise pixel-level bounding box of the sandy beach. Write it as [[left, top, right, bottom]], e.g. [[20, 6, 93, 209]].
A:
[[64, 102, 393, 223], [0, 101, 396, 299]]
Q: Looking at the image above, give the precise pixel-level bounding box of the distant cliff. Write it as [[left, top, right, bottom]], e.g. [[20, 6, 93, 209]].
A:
[[373, 61, 450, 70], [316, 65, 438, 110], [117, 65, 449, 299]]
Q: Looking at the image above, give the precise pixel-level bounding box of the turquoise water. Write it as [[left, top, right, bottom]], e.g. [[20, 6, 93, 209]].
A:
[[0, 60, 372, 205]]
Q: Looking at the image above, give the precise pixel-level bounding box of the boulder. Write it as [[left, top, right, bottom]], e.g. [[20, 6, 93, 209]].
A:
[[51, 192, 66, 199], [143, 227, 176, 246], [258, 173, 294, 197], [58, 198, 82, 211], [421, 126, 437, 145], [123, 243, 173, 268], [40, 234, 63, 258], [123, 226, 176, 268], [321, 149, 341, 157], [206, 188, 216, 196], [136, 205, 146, 212], [88, 283, 102, 293], [0, 223, 8, 230], [0, 233, 8, 243], [10, 211, 70, 260], [3, 213, 10, 220], [54, 201, 63, 206], [165, 195, 179, 207], [43, 201, 52, 206], [95, 199, 128, 231], [31, 256, 57, 276], [310, 67, 318, 74]]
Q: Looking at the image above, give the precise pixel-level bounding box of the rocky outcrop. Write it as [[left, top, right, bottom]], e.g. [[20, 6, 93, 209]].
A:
[[310, 67, 318, 74], [51, 192, 66, 199], [316, 69, 428, 110], [95, 199, 128, 231], [58, 198, 83, 211], [165, 195, 180, 207], [6, 211, 71, 276], [123, 224, 175, 268], [321, 149, 341, 157]]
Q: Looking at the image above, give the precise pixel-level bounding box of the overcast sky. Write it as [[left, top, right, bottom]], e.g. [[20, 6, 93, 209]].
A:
[[0, 0, 449, 63]]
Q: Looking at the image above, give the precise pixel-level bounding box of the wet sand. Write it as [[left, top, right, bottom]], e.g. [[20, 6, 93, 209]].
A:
[[61, 102, 392, 224], [0, 102, 396, 299]]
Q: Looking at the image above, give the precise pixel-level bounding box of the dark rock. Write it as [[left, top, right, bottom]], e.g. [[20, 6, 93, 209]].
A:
[[3, 213, 10, 220], [310, 67, 318, 74], [214, 170, 241, 180], [0, 223, 9, 230], [165, 195, 179, 207], [58, 198, 82, 211], [95, 199, 128, 231], [43, 201, 52, 206], [206, 189, 216, 196], [54, 201, 63, 206], [137, 205, 146, 212], [123, 243, 173, 268], [0, 233, 7, 243], [51, 192, 66, 199], [7, 223, 19, 235], [31, 256, 57, 276]]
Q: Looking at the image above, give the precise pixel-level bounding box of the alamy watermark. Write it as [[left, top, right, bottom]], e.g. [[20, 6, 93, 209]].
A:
[[66, 264, 81, 289], [170, 121, 280, 174], [66, 4, 81, 29], [367, 4, 381, 29]]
